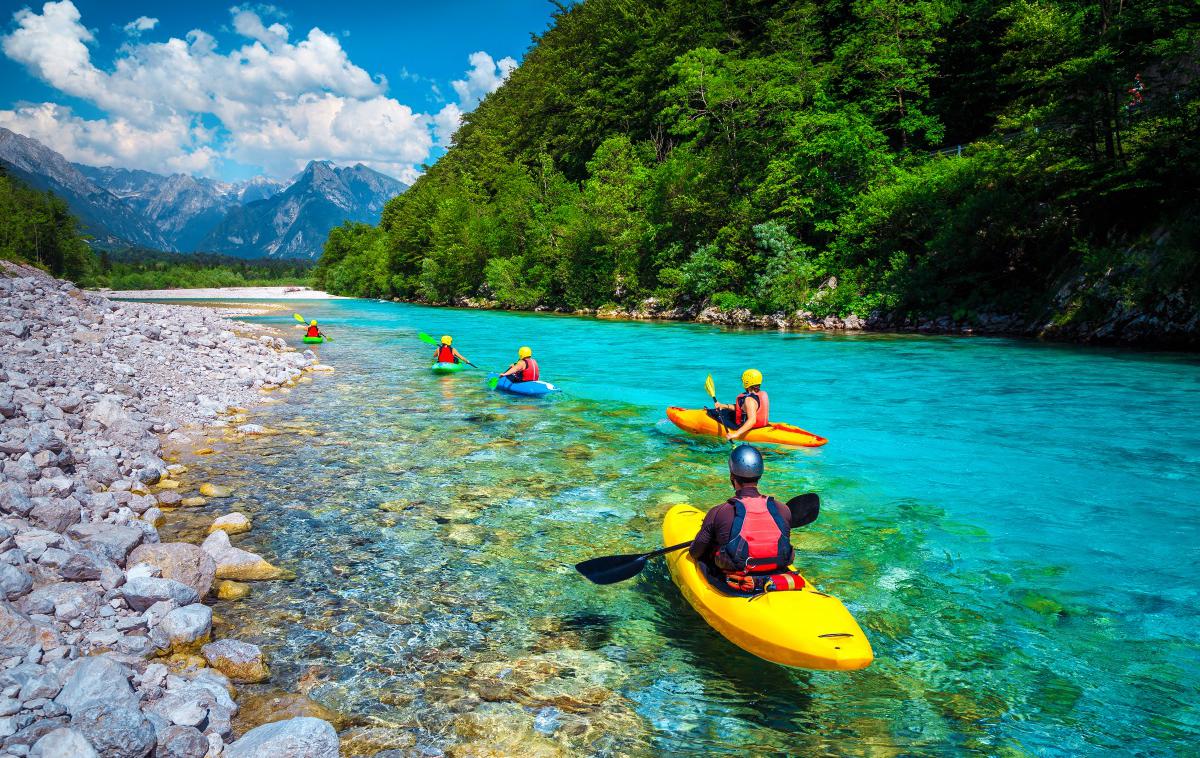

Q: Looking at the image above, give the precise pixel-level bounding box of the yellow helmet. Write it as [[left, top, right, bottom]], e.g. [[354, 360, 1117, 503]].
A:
[[518, 346, 532, 359], [441, 335, 452, 345], [742, 368, 763, 389], [310, 320, 317, 326]]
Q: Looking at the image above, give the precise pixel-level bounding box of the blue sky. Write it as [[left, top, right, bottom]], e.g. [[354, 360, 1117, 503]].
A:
[[0, 1, 559, 181]]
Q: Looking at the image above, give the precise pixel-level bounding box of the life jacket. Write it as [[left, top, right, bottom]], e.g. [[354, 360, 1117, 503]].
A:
[[719, 494, 793, 574], [735, 390, 769, 428], [436, 344, 456, 363], [306, 325, 320, 337], [518, 357, 539, 382]]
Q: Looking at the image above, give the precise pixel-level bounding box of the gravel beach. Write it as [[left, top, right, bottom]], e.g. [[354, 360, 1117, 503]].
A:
[[0, 261, 340, 757]]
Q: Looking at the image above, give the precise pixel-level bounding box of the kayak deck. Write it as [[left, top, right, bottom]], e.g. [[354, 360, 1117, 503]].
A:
[[662, 504, 872, 671], [666, 406, 828, 447], [431, 362, 465, 373]]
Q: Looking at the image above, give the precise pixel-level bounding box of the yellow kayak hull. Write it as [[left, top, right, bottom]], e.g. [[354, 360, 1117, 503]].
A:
[[666, 407, 828, 447], [662, 504, 873, 671]]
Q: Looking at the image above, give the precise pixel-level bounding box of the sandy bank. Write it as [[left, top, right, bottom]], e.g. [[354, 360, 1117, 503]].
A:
[[104, 286, 345, 300]]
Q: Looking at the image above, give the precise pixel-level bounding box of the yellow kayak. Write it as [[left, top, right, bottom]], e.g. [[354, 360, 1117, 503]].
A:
[[662, 504, 873, 671], [666, 407, 828, 447]]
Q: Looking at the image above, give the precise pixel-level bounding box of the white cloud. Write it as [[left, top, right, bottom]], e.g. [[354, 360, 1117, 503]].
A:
[[0, 1, 516, 180], [123, 16, 158, 35]]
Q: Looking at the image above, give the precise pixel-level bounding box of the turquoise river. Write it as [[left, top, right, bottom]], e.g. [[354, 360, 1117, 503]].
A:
[[158, 299, 1200, 756]]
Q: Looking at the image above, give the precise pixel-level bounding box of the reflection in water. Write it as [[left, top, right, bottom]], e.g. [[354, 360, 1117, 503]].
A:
[[159, 299, 1200, 755]]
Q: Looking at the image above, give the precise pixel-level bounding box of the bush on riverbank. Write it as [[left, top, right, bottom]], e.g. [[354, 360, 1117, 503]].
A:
[[317, 0, 1200, 342]]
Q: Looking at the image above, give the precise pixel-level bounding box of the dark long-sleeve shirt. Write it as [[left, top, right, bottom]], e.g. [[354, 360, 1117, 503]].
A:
[[689, 485, 791, 565]]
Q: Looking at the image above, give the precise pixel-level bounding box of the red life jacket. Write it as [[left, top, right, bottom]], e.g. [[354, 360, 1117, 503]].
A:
[[735, 390, 769, 428], [306, 325, 320, 337], [518, 357, 539, 382], [436, 344, 456, 363], [719, 494, 793, 574]]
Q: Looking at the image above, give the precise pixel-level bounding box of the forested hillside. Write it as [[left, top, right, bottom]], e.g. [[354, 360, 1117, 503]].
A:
[[318, 0, 1200, 343], [0, 166, 91, 281]]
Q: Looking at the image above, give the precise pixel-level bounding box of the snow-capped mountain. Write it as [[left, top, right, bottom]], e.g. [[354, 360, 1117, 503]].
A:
[[0, 128, 406, 259]]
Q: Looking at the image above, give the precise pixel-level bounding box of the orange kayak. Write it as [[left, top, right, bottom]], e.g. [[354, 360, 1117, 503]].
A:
[[665, 407, 828, 447]]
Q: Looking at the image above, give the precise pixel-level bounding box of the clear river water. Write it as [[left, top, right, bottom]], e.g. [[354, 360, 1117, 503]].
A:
[[160, 299, 1200, 756]]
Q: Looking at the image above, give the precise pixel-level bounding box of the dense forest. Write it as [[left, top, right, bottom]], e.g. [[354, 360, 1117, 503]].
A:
[[317, 0, 1200, 341], [1, 167, 312, 290]]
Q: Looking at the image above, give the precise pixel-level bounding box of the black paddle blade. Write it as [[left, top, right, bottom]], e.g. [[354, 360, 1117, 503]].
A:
[[574, 553, 649, 585], [787, 493, 820, 528]]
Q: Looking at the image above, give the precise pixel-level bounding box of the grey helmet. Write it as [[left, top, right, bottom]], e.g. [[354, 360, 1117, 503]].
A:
[[728, 444, 764, 479]]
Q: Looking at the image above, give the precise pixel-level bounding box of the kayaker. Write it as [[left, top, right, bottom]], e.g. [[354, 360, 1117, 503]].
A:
[[710, 369, 769, 441], [498, 346, 539, 384], [434, 335, 471, 365], [689, 445, 795, 592], [305, 320, 323, 339]]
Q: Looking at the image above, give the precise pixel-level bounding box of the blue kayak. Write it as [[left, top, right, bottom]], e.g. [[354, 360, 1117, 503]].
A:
[[489, 374, 557, 397]]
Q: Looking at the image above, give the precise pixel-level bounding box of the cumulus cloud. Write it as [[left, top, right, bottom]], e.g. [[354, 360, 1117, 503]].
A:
[[0, 1, 516, 179], [123, 16, 158, 35]]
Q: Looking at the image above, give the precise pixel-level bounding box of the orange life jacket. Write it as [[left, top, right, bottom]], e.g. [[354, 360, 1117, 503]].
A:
[[436, 344, 456, 363], [719, 493, 793, 574], [735, 390, 769, 428], [306, 325, 320, 337]]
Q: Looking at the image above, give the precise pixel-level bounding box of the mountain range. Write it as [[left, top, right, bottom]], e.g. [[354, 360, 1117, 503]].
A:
[[0, 128, 408, 259]]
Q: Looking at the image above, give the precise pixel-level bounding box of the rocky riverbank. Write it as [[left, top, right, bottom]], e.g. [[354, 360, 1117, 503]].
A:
[[0, 262, 340, 758]]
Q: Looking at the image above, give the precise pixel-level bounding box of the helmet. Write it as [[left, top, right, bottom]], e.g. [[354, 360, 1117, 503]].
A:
[[518, 346, 532, 359], [728, 444, 764, 480], [441, 335, 452, 345], [310, 320, 317, 326], [742, 368, 763, 389]]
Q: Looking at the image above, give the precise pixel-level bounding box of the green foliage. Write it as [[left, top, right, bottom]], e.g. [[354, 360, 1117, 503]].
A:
[[0, 168, 92, 281], [318, 0, 1200, 330], [89, 250, 312, 291]]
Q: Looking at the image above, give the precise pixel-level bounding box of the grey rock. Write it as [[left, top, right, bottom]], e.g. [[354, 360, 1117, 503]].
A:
[[152, 604, 211, 650], [17, 670, 61, 701], [28, 499, 79, 534], [19, 583, 95, 621], [156, 725, 208, 758], [4, 715, 69, 749], [58, 550, 112, 582], [66, 523, 143, 564], [0, 602, 56, 657], [0, 696, 18, 715], [0, 564, 32, 601], [86, 454, 120, 485], [87, 399, 129, 428], [156, 491, 183, 507], [29, 727, 100, 758], [224, 717, 339, 758], [126, 543, 215, 599], [71, 703, 156, 758], [121, 577, 199, 612], [53, 655, 137, 716]]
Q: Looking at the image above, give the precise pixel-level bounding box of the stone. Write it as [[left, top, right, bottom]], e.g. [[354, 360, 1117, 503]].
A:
[[72, 703, 156, 758], [201, 640, 269, 683], [156, 725, 208, 758], [198, 483, 231, 498], [28, 499, 80, 533], [126, 543, 216, 599], [88, 399, 129, 428], [29, 727, 100, 758], [224, 717, 339, 758], [0, 601, 56, 657], [214, 580, 250, 601], [0, 483, 34, 517], [66, 523, 144, 564], [18, 670, 62, 701], [55, 655, 138, 716], [154, 604, 212, 651], [338, 727, 417, 756], [121, 577, 200, 612], [201, 531, 290, 581], [180, 497, 207, 508], [208, 513, 251, 535], [58, 550, 111, 582], [0, 564, 33, 601], [87, 454, 121, 485], [157, 491, 184, 506]]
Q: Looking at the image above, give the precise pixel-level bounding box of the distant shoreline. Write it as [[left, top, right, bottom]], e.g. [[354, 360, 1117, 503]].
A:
[[101, 285, 345, 300]]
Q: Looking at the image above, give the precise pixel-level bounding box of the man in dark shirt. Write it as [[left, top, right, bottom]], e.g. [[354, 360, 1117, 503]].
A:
[[690, 445, 794, 573]]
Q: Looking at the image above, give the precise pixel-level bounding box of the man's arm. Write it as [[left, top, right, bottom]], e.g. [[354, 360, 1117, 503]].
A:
[[454, 349, 471, 364], [689, 507, 720, 560], [727, 396, 758, 440], [500, 359, 524, 378]]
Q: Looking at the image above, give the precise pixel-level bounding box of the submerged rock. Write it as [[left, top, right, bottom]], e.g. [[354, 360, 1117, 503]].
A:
[[225, 716, 339, 758], [215, 579, 251, 601], [209, 512, 251, 535], [201, 530, 291, 581], [199, 483, 232, 498], [201, 639, 269, 683]]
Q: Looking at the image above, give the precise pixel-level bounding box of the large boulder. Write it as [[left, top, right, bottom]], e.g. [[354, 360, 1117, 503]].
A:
[[71, 703, 156, 758], [29, 727, 100, 758], [153, 604, 212, 651], [0, 482, 34, 517], [208, 513, 251, 535], [201, 640, 269, 683], [225, 717, 339, 758], [0, 563, 33, 600], [121, 576, 200, 612], [29, 497, 80, 533], [0, 600, 59, 655], [55, 655, 138, 717], [127, 543, 216, 598], [201, 531, 290, 581], [67, 523, 144, 564], [155, 725, 208, 758]]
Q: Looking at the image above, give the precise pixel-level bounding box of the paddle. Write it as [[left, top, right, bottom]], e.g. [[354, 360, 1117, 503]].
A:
[[575, 493, 821, 585], [705, 374, 735, 446], [293, 313, 332, 342], [419, 331, 480, 370]]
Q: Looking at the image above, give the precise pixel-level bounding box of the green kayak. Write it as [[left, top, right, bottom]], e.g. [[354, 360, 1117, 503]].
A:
[[302, 336, 324, 344], [431, 361, 466, 374]]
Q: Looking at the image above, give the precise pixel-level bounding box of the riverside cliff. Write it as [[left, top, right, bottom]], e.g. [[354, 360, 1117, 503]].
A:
[[0, 261, 340, 757]]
